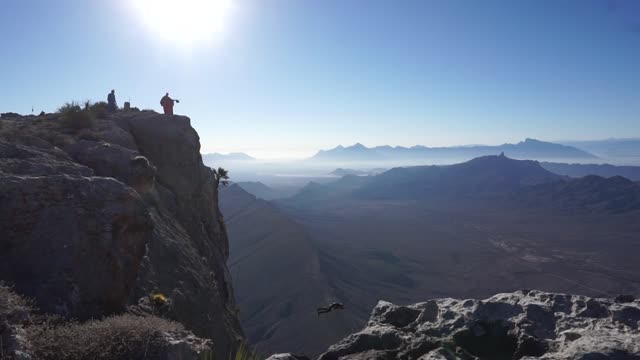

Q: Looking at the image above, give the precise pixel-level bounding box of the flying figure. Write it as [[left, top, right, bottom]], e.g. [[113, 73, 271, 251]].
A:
[[317, 302, 345, 316]]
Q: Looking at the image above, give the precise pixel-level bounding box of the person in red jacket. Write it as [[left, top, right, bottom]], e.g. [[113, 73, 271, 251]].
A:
[[160, 93, 179, 115]]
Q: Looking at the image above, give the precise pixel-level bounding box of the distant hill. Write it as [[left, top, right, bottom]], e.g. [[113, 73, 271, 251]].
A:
[[287, 155, 640, 214], [518, 175, 640, 214], [560, 138, 640, 161], [202, 152, 255, 164], [329, 168, 368, 176], [309, 139, 597, 163], [284, 175, 371, 207], [329, 168, 386, 177], [354, 154, 562, 200], [541, 162, 640, 181], [235, 181, 284, 200]]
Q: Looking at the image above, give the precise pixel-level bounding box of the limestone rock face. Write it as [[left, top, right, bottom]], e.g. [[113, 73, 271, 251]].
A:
[[0, 111, 243, 359], [318, 290, 640, 360], [0, 174, 151, 319], [159, 331, 214, 360]]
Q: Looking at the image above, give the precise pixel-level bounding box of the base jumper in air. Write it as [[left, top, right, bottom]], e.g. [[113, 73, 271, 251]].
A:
[[317, 302, 345, 316]]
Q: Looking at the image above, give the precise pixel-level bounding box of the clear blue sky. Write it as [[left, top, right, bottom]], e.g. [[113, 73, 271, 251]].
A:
[[1, 0, 639, 159]]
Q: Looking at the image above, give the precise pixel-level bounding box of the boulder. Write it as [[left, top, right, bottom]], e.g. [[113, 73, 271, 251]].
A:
[[160, 331, 214, 360], [266, 354, 312, 360]]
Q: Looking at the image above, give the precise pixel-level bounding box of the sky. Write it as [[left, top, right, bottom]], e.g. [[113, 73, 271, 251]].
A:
[[1, 0, 639, 159]]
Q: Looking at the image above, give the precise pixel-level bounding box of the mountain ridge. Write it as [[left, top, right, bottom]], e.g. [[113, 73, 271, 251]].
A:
[[202, 152, 255, 163], [310, 138, 598, 163]]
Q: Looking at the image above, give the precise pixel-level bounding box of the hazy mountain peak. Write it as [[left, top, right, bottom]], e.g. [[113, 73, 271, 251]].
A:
[[309, 139, 597, 162], [202, 152, 255, 163]]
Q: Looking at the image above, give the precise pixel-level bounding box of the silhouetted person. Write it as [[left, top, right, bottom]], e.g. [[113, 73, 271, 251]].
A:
[[317, 302, 345, 316], [107, 90, 117, 113], [160, 93, 179, 115]]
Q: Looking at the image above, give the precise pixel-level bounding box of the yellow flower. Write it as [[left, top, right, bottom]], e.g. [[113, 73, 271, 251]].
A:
[[151, 293, 168, 305]]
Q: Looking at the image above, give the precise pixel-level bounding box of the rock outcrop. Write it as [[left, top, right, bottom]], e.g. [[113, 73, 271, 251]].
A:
[[266, 354, 312, 360], [318, 290, 640, 360], [0, 111, 243, 359]]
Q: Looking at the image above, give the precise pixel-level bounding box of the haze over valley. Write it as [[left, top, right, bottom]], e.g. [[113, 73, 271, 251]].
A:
[[3, 1, 640, 359], [219, 150, 640, 355]]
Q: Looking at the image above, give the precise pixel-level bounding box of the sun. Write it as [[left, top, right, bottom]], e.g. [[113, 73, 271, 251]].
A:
[[132, 0, 233, 48]]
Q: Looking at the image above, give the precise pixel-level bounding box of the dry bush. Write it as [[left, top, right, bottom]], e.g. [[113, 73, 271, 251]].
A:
[[28, 314, 184, 360], [58, 102, 95, 130], [88, 102, 110, 120], [1, 285, 34, 358], [0, 285, 32, 316]]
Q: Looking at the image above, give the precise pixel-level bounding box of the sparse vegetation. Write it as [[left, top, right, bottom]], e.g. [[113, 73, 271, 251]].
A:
[[88, 101, 110, 119], [58, 101, 95, 130], [28, 314, 185, 360]]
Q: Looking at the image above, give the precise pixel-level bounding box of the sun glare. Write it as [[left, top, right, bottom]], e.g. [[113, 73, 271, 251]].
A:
[[132, 0, 233, 48]]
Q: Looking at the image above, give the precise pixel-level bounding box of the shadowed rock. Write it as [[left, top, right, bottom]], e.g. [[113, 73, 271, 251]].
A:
[[0, 111, 243, 359]]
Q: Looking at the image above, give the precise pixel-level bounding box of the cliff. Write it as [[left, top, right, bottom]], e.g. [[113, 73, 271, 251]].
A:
[[0, 110, 243, 359], [315, 290, 640, 360]]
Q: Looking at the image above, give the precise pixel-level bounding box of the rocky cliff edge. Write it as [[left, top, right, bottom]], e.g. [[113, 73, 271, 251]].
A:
[[315, 290, 639, 360], [0, 111, 243, 359]]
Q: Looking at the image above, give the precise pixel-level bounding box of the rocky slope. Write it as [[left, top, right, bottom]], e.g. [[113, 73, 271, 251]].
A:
[[316, 290, 640, 360], [0, 111, 243, 359]]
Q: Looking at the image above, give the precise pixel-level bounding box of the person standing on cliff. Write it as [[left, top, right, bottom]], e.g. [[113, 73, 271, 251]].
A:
[[107, 90, 117, 113], [160, 93, 179, 115]]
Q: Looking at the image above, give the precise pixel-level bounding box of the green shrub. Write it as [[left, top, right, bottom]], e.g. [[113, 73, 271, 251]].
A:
[[230, 343, 263, 360], [58, 102, 95, 130], [28, 314, 185, 360]]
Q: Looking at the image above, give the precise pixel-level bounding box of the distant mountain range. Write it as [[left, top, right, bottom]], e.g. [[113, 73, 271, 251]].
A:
[[541, 162, 640, 181], [288, 154, 640, 214], [202, 152, 255, 164], [309, 139, 597, 163], [235, 181, 285, 200], [560, 138, 640, 160]]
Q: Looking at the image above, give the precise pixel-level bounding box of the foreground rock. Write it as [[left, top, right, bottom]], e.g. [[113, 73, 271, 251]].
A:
[[0, 111, 243, 358], [318, 290, 640, 360], [266, 354, 312, 360]]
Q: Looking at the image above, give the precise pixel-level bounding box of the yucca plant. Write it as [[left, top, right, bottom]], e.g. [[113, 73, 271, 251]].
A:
[[213, 167, 230, 187]]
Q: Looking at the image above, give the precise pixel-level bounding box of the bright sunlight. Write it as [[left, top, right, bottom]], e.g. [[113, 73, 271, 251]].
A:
[[132, 0, 233, 48]]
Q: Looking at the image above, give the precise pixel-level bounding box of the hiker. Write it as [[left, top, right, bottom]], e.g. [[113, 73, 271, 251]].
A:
[[107, 90, 117, 112], [317, 302, 345, 316], [160, 93, 179, 115]]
